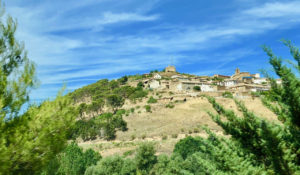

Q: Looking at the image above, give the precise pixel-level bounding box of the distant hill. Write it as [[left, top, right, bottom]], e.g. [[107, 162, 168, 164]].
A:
[[65, 71, 277, 157]]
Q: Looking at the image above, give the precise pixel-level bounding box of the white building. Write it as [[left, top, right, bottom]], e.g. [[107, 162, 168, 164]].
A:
[[200, 84, 215, 92], [224, 79, 238, 87], [171, 75, 189, 81], [253, 78, 268, 84], [149, 80, 160, 89], [153, 73, 162, 80]]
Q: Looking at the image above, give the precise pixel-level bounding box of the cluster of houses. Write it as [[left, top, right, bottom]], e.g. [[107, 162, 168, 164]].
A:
[[141, 66, 279, 96]]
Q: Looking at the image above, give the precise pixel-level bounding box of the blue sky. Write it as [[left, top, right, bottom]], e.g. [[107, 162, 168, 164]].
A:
[[4, 0, 300, 101]]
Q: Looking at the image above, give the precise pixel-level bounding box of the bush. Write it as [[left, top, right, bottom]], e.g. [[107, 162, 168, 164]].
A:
[[144, 105, 152, 113], [130, 108, 135, 113], [123, 150, 135, 157], [118, 76, 128, 85], [85, 156, 136, 175], [251, 91, 260, 97], [42, 142, 101, 175], [137, 82, 144, 89], [147, 96, 157, 104], [131, 134, 136, 141], [173, 136, 202, 159], [165, 103, 175, 108], [171, 134, 178, 138], [106, 94, 125, 113], [162, 135, 168, 140], [135, 143, 157, 173], [193, 86, 201, 91], [222, 91, 233, 98]]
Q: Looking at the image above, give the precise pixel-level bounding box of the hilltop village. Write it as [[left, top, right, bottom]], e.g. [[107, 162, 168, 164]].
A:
[[129, 66, 281, 97]]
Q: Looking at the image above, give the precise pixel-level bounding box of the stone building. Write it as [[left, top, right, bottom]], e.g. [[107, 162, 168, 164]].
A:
[[231, 68, 251, 81], [165, 66, 176, 73]]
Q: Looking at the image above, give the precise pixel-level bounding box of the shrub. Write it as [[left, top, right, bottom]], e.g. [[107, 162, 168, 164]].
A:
[[147, 96, 157, 104], [193, 86, 201, 91], [42, 142, 101, 175], [118, 76, 128, 85], [165, 103, 175, 108], [222, 91, 233, 98], [137, 82, 144, 89], [171, 134, 178, 138], [144, 105, 152, 113], [130, 108, 135, 113], [135, 143, 157, 173], [173, 136, 202, 159], [123, 150, 135, 157], [106, 94, 125, 113], [251, 91, 260, 97], [85, 156, 136, 175], [162, 135, 168, 140], [131, 134, 136, 141]]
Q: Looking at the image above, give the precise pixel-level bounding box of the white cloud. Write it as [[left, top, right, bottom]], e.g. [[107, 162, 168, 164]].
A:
[[244, 1, 300, 18], [4, 0, 300, 101], [100, 12, 159, 24]]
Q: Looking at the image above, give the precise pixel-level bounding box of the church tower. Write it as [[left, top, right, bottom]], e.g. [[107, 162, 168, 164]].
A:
[[235, 68, 240, 75]]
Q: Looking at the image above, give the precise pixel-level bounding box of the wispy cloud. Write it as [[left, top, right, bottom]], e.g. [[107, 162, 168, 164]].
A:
[[4, 0, 300, 101], [244, 1, 300, 18], [100, 12, 159, 24]]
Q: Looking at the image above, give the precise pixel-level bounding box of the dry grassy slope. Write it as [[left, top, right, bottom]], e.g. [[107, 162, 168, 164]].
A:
[[79, 93, 278, 157]]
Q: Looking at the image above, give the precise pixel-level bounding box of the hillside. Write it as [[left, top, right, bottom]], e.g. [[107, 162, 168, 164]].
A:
[[69, 72, 278, 158]]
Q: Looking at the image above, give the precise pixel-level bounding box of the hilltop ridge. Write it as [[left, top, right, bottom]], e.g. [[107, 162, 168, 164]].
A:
[[68, 66, 278, 157]]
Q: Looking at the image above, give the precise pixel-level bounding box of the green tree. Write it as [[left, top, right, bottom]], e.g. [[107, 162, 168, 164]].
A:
[[118, 76, 128, 85], [0, 4, 77, 174], [106, 94, 125, 113], [85, 156, 136, 175], [135, 143, 157, 174], [42, 142, 101, 175], [173, 136, 202, 159], [200, 40, 300, 174]]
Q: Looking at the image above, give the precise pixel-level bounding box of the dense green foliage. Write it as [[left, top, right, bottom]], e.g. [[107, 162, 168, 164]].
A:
[[193, 86, 201, 91], [85, 155, 136, 175], [68, 75, 148, 141], [173, 136, 202, 159], [42, 142, 101, 175], [0, 4, 79, 174], [201, 40, 300, 174], [84, 143, 157, 175], [68, 110, 127, 141]]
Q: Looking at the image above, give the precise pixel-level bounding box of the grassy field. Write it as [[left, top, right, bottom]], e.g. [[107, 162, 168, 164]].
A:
[[79, 95, 278, 157]]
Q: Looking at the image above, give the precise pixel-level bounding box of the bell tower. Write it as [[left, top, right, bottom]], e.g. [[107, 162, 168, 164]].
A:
[[235, 68, 240, 74]]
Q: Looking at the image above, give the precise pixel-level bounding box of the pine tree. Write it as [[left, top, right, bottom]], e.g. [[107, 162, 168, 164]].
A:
[[0, 3, 77, 174], [202, 40, 300, 174]]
